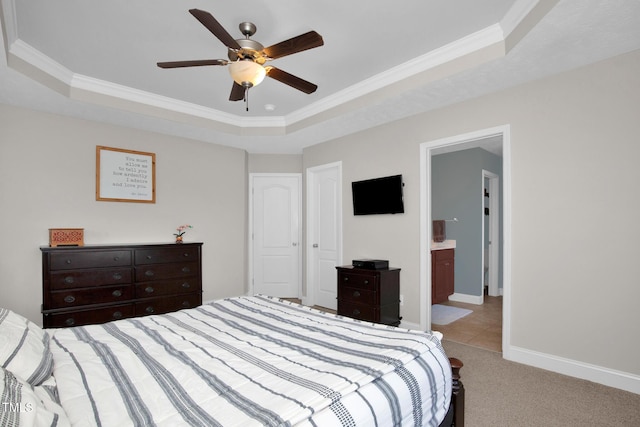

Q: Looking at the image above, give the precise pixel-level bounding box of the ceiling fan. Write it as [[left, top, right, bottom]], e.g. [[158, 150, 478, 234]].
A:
[[157, 9, 324, 110]]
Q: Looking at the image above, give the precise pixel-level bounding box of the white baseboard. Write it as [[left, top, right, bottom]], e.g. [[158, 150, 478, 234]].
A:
[[448, 292, 483, 305], [400, 319, 421, 330], [507, 345, 640, 395]]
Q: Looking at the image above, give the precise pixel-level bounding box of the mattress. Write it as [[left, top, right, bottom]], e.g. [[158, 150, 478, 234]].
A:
[[50, 295, 451, 426]]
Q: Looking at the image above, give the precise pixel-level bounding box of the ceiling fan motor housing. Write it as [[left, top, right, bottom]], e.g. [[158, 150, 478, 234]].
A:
[[228, 38, 266, 63]]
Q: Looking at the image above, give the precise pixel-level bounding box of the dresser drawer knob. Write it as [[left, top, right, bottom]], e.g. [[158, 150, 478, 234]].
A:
[[363, 280, 369, 285], [112, 290, 122, 297], [183, 253, 190, 257], [112, 311, 123, 319], [113, 273, 122, 280], [343, 277, 349, 282], [182, 267, 191, 273], [64, 295, 75, 303], [145, 270, 154, 277], [352, 309, 360, 316], [64, 276, 74, 285], [113, 256, 120, 261], [181, 282, 190, 289], [352, 291, 360, 298], [181, 301, 191, 308], [65, 318, 75, 326], [146, 255, 152, 260], [145, 306, 155, 314], [145, 286, 154, 293], [65, 259, 72, 265]]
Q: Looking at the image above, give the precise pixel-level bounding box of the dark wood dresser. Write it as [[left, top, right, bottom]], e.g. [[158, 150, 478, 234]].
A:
[[432, 248, 455, 304], [41, 243, 203, 328], [336, 266, 401, 326]]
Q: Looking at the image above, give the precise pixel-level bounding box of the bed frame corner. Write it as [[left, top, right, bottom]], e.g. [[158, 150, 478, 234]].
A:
[[449, 357, 465, 427]]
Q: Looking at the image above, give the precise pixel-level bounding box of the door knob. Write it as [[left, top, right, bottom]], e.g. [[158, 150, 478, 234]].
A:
[[313, 243, 319, 248]]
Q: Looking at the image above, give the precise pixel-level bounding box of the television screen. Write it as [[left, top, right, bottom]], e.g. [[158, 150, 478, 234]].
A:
[[352, 174, 404, 215]]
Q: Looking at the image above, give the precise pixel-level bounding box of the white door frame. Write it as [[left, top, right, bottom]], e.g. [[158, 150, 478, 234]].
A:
[[304, 161, 343, 307], [248, 173, 302, 297], [483, 170, 500, 297], [420, 125, 512, 358]]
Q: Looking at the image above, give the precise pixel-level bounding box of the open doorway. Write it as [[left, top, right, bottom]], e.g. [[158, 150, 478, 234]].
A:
[[419, 125, 511, 357]]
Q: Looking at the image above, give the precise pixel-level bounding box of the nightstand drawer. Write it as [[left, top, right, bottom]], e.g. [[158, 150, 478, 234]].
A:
[[339, 286, 377, 305], [338, 272, 378, 289], [338, 301, 377, 323], [50, 268, 132, 290]]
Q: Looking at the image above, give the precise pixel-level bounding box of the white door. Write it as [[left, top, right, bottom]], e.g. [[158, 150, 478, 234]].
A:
[[306, 163, 342, 310], [251, 174, 301, 297]]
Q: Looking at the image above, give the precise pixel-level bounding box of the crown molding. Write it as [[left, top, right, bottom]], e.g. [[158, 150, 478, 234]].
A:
[[500, 0, 541, 38], [286, 24, 506, 125]]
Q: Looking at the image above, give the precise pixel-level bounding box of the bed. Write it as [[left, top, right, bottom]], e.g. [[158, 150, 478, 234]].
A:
[[1, 295, 463, 426]]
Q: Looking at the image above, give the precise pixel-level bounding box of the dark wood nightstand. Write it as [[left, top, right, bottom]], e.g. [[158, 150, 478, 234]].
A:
[[336, 266, 401, 326]]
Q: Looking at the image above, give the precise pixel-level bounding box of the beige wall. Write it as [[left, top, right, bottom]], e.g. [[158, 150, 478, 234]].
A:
[[248, 153, 302, 173], [0, 106, 249, 324], [304, 49, 640, 377]]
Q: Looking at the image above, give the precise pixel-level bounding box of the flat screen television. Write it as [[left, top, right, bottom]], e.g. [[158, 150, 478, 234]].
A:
[[352, 174, 404, 215]]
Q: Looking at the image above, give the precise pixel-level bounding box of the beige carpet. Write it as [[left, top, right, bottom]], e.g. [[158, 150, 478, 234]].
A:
[[442, 340, 640, 426]]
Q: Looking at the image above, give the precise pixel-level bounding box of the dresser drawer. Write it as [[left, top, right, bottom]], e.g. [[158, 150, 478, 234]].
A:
[[135, 293, 202, 316], [50, 250, 131, 270], [135, 262, 199, 282], [338, 286, 377, 305], [50, 285, 133, 308], [135, 247, 200, 265], [135, 278, 199, 298], [338, 272, 378, 289], [338, 301, 378, 323], [49, 268, 132, 290], [45, 304, 134, 328]]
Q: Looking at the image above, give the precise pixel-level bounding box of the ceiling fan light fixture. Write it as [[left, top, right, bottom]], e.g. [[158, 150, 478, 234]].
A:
[[228, 60, 266, 87]]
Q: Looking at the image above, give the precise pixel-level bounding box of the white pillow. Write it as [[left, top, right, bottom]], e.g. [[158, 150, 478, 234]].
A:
[[0, 367, 70, 427], [0, 309, 53, 385]]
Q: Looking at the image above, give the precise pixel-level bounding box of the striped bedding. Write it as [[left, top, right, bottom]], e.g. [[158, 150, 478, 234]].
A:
[[50, 295, 451, 426]]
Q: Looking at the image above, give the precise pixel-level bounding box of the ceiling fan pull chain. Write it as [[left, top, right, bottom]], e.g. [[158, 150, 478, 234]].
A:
[[244, 86, 250, 111]]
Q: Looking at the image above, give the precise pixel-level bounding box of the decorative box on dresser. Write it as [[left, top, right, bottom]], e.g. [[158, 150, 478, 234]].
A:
[[336, 266, 401, 326], [41, 243, 203, 328]]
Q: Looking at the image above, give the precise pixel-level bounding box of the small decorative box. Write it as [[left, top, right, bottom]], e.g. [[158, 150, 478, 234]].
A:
[[49, 228, 84, 247]]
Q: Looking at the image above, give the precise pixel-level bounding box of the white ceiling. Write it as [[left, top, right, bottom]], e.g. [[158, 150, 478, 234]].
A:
[[1, 0, 639, 154]]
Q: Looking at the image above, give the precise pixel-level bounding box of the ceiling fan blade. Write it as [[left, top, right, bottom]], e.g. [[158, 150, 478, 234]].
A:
[[229, 82, 245, 101], [189, 9, 241, 50], [266, 67, 318, 94], [157, 59, 228, 69], [263, 31, 324, 60]]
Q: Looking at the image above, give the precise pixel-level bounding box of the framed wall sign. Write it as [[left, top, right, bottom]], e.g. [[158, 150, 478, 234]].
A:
[[96, 146, 156, 203]]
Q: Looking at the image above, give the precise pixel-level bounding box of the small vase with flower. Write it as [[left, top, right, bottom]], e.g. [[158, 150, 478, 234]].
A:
[[174, 224, 193, 244]]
